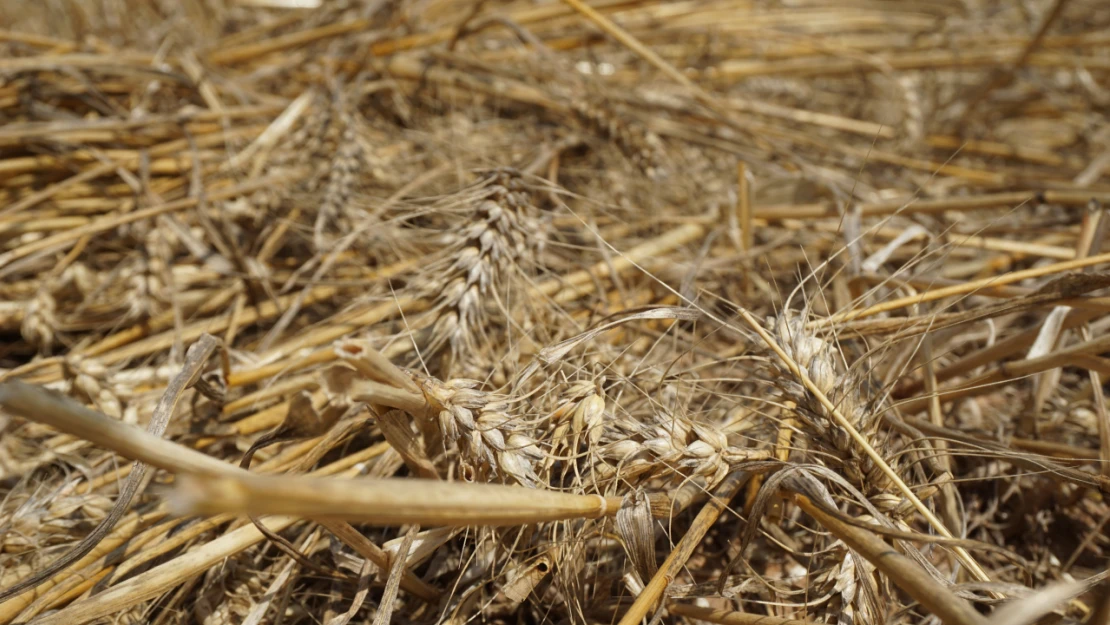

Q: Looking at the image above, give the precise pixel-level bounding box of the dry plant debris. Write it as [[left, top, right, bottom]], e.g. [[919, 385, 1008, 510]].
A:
[[1, 1, 1110, 624]]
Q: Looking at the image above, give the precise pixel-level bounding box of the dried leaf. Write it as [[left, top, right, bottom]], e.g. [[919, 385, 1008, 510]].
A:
[[616, 489, 657, 584], [500, 552, 555, 607]]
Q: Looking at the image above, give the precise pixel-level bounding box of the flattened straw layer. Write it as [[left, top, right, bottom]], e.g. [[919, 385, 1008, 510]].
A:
[[24, 516, 300, 625], [2, 2, 1108, 624]]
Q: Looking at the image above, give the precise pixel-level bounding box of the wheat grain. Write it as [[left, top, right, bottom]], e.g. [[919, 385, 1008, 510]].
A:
[[416, 373, 544, 488]]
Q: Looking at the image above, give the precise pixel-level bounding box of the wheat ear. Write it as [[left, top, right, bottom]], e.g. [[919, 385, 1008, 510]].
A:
[[732, 306, 993, 584]]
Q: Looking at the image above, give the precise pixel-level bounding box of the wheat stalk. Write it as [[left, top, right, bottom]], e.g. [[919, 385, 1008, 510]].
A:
[[169, 472, 616, 525]]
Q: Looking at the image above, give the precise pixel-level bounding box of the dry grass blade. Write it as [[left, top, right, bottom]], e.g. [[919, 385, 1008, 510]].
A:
[[372, 525, 416, 625], [616, 489, 657, 584], [322, 559, 373, 625]]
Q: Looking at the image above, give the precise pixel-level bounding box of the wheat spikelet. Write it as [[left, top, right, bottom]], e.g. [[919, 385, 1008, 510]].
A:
[[542, 380, 606, 478], [62, 355, 124, 420], [770, 312, 887, 483], [772, 312, 880, 434], [592, 405, 766, 490], [20, 289, 57, 351], [766, 310, 943, 519], [416, 373, 545, 488], [570, 98, 666, 179], [59, 262, 98, 298], [17, 260, 103, 352], [113, 224, 176, 322], [280, 91, 334, 170], [898, 73, 926, 147], [419, 168, 547, 369], [313, 103, 363, 251], [262, 89, 368, 253], [123, 256, 158, 321], [810, 542, 883, 625]]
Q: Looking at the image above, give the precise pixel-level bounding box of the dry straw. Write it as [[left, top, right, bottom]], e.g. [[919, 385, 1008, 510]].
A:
[[2, 1, 1110, 624]]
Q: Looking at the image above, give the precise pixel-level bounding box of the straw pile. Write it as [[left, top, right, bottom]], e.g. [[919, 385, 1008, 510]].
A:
[[2, 1, 1110, 624]]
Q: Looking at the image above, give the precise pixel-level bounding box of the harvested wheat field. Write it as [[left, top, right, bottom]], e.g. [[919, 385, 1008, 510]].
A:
[[1, 1, 1110, 624]]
